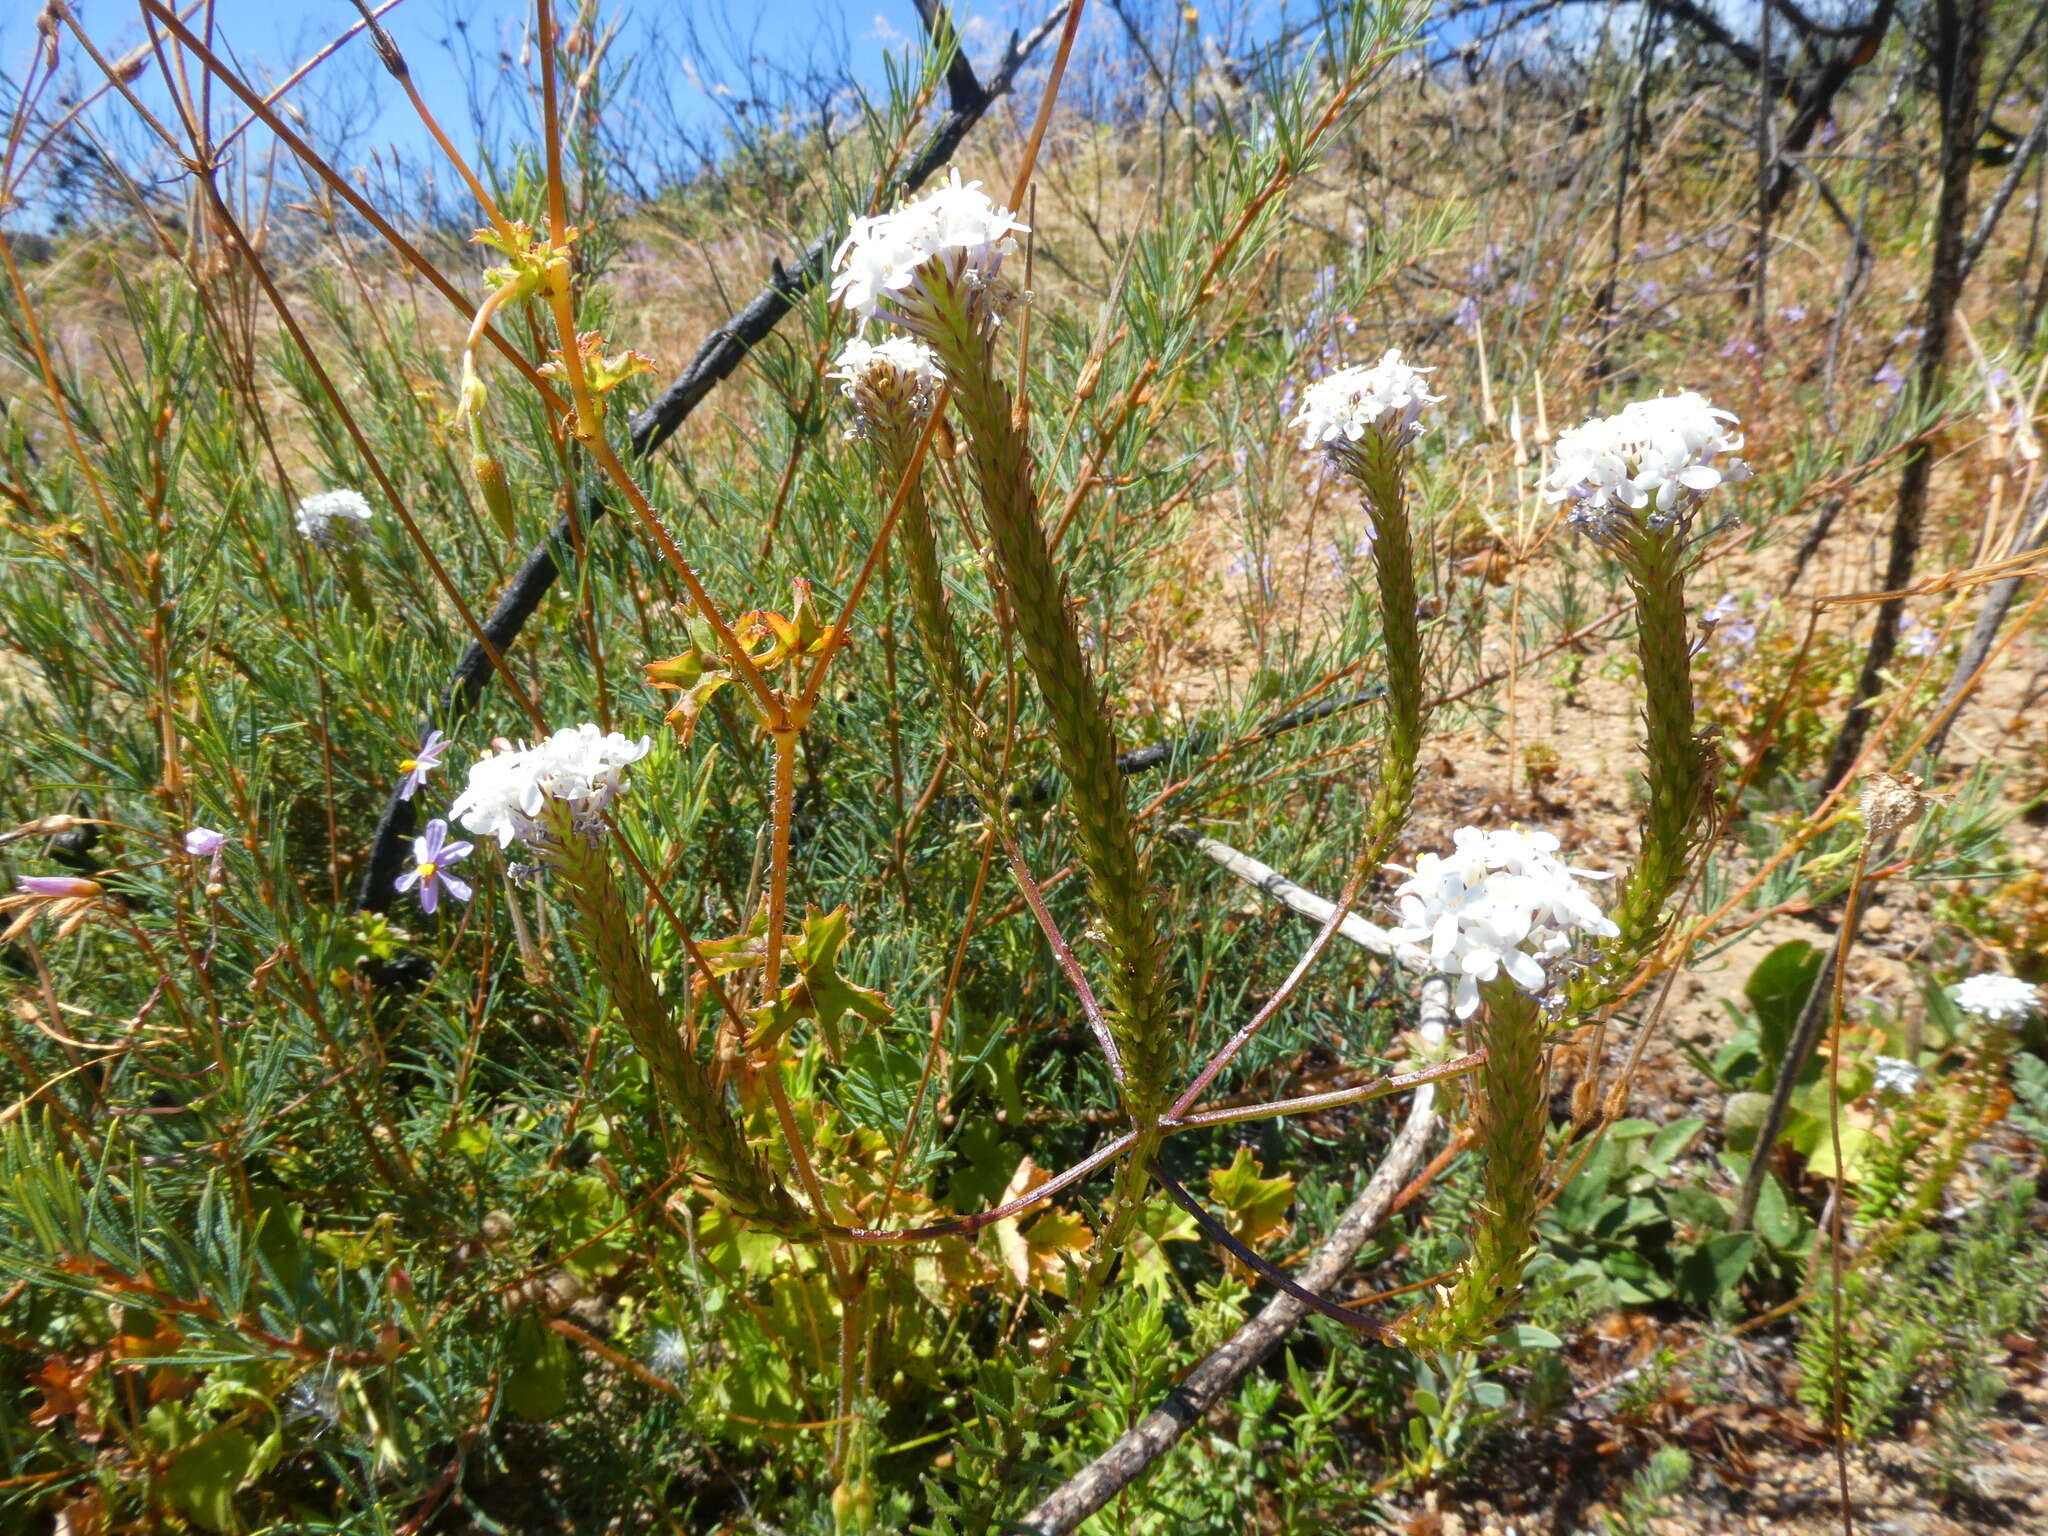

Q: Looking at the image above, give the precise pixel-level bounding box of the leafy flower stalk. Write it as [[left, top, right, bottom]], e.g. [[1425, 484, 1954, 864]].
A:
[[452, 727, 807, 1235], [1542, 392, 1750, 992], [1292, 350, 1440, 872], [834, 176, 1176, 1116], [831, 339, 1009, 818], [1386, 827, 1620, 1347], [1407, 974, 1547, 1350]]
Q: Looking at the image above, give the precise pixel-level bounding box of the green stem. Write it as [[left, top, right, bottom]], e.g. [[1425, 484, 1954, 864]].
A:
[[927, 304, 1175, 1116], [541, 801, 809, 1235], [1341, 432, 1427, 874], [1404, 977, 1547, 1349], [1579, 529, 1704, 1005], [880, 426, 1011, 819]]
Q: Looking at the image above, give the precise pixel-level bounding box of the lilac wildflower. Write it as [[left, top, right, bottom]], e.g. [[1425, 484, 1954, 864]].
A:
[[1874, 360, 1906, 395], [16, 875, 97, 898], [1454, 295, 1480, 330], [1778, 305, 1807, 324], [184, 826, 228, 885], [1720, 334, 1759, 359], [395, 819, 472, 915], [1898, 619, 1940, 658], [397, 729, 452, 801]]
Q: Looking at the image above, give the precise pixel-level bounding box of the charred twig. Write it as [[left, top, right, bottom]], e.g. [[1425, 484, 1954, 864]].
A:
[[1822, 0, 1991, 788]]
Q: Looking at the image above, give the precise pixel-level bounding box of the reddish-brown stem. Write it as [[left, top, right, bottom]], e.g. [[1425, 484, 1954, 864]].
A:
[[1165, 1053, 1484, 1131], [996, 824, 1121, 1083], [1165, 859, 1371, 1120], [824, 1131, 1138, 1245]]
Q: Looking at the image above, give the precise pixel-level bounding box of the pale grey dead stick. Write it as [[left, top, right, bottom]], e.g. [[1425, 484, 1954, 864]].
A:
[[1015, 972, 1448, 1534], [1165, 825, 1397, 955]]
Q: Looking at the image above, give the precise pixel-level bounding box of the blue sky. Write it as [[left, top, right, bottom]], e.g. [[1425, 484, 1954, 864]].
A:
[[2, 0, 1019, 210], [4, 1, 1497, 224]]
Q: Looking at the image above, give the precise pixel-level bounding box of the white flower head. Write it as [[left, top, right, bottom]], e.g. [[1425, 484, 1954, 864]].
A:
[[1292, 350, 1442, 452], [1947, 972, 2041, 1026], [294, 488, 374, 548], [829, 170, 1029, 335], [1871, 1055, 1924, 1096], [1385, 826, 1619, 1019], [1541, 392, 1750, 541], [829, 334, 944, 433], [450, 723, 653, 849]]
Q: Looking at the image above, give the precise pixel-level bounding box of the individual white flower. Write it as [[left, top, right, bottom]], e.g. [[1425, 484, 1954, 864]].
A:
[[647, 1328, 691, 1381], [1871, 1055, 1924, 1096], [450, 723, 653, 849], [829, 334, 944, 431], [1540, 392, 1750, 539], [294, 488, 374, 548], [1292, 350, 1442, 451], [829, 169, 1029, 330], [1947, 972, 2041, 1026], [1385, 826, 1619, 1018]]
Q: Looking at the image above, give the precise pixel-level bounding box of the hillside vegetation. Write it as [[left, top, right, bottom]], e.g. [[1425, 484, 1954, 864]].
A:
[[2, 1, 2046, 1531]]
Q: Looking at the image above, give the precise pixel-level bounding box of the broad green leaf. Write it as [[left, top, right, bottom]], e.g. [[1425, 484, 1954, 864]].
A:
[[1205, 1147, 1295, 1251], [503, 1316, 573, 1421], [1744, 942, 1823, 1083], [1675, 1232, 1756, 1308]]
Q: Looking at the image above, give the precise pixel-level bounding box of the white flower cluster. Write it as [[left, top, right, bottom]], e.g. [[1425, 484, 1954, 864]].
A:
[[294, 488, 374, 548], [830, 170, 1029, 325], [1947, 972, 2041, 1026], [829, 335, 945, 431], [1292, 350, 1442, 452], [1541, 392, 1750, 538], [451, 724, 652, 849], [1387, 826, 1619, 1019], [1871, 1055, 1924, 1096]]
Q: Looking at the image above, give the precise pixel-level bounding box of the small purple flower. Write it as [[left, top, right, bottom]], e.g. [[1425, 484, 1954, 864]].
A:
[[1704, 225, 1732, 250], [1719, 334, 1759, 358], [1891, 327, 1923, 347], [17, 875, 98, 897], [397, 730, 452, 802], [1505, 281, 1535, 306], [1817, 118, 1838, 147], [395, 819, 472, 915], [1635, 280, 1663, 306], [1874, 360, 1906, 395], [1778, 305, 1807, 324], [1453, 295, 1480, 330], [1705, 594, 1757, 653], [184, 825, 228, 885], [1898, 619, 1940, 658]]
